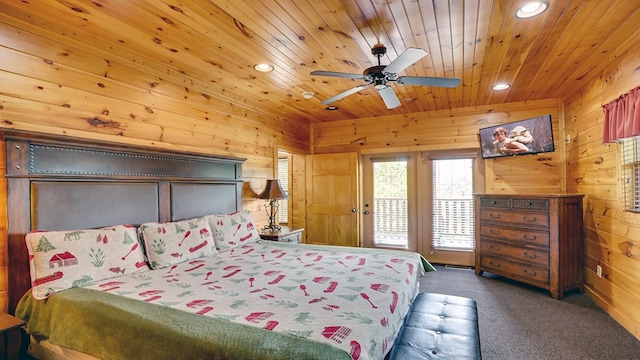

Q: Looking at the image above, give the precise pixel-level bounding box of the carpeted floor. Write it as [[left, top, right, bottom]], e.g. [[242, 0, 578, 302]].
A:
[[419, 265, 640, 360]]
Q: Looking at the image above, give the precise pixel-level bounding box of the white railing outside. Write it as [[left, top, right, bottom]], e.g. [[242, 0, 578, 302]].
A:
[[373, 198, 474, 249]]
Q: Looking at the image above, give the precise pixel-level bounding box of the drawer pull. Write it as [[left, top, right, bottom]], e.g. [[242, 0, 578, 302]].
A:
[[489, 244, 501, 251], [489, 229, 501, 235], [522, 269, 537, 277], [522, 234, 537, 240], [523, 251, 537, 259], [489, 213, 501, 219], [522, 216, 537, 222], [489, 260, 501, 267]]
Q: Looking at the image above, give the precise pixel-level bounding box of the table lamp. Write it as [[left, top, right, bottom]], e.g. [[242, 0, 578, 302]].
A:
[[258, 179, 288, 231]]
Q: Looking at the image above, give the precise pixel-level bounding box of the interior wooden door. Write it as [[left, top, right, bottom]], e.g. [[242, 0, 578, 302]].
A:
[[305, 153, 360, 246]]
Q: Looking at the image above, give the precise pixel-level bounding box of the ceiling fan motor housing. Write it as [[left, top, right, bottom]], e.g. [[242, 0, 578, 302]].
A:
[[363, 65, 387, 77], [363, 65, 395, 88], [368, 44, 395, 87]]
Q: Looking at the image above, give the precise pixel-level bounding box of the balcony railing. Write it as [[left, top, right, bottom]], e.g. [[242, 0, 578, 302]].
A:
[[373, 198, 474, 249], [373, 198, 408, 247], [432, 198, 474, 249]]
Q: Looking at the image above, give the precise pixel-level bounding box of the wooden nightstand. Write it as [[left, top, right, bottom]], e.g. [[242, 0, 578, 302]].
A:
[[259, 227, 304, 244], [0, 313, 25, 360]]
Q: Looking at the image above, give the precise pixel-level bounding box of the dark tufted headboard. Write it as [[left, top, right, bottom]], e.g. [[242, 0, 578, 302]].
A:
[[4, 131, 245, 313]]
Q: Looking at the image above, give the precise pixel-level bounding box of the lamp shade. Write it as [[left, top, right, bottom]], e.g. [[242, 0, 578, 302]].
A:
[[258, 179, 288, 200]]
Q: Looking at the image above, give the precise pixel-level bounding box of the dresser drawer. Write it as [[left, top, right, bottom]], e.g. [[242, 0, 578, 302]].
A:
[[479, 240, 549, 267], [479, 226, 549, 247], [479, 209, 549, 228], [512, 198, 549, 210], [480, 255, 549, 284], [479, 197, 511, 208]]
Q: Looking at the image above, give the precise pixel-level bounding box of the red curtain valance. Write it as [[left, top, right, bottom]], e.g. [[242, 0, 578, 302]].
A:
[[602, 86, 640, 143]]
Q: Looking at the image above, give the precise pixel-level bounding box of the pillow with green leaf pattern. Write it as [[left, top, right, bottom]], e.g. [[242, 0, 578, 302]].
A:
[[25, 224, 149, 300]]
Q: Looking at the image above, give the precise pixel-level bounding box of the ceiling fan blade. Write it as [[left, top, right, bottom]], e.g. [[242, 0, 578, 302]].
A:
[[321, 84, 369, 105], [310, 70, 365, 80], [383, 48, 428, 74], [397, 76, 461, 88], [378, 86, 401, 109]]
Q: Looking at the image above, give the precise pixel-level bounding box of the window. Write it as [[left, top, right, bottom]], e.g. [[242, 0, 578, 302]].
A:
[[621, 136, 640, 212], [277, 157, 289, 223]]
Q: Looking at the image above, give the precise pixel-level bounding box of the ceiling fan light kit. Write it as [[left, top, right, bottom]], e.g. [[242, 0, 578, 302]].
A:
[[310, 44, 461, 110]]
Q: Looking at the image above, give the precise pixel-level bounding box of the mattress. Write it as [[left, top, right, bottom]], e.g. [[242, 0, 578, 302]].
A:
[[17, 240, 434, 360]]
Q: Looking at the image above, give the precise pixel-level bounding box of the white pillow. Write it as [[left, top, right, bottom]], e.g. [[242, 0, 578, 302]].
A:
[[204, 210, 260, 251], [140, 216, 216, 269], [25, 225, 149, 300]]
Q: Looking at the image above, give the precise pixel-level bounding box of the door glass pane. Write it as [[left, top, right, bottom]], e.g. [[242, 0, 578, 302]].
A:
[[431, 159, 474, 249], [372, 159, 408, 248], [277, 157, 289, 223]]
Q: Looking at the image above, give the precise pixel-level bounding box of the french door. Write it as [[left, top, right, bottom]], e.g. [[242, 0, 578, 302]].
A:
[[362, 153, 417, 251], [363, 151, 481, 266]]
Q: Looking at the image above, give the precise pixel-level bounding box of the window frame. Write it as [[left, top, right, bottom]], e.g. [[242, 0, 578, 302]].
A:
[[620, 136, 640, 212], [277, 155, 290, 224]]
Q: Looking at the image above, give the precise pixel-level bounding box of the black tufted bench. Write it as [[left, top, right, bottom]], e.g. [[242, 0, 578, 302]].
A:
[[387, 292, 482, 359]]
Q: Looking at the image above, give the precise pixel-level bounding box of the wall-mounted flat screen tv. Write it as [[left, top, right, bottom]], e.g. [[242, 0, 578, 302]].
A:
[[478, 114, 555, 159]]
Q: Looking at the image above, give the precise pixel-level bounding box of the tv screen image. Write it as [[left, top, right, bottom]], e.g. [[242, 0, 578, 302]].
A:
[[478, 114, 555, 159]]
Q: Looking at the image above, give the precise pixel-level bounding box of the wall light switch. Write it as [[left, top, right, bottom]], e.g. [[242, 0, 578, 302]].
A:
[[596, 264, 603, 278]]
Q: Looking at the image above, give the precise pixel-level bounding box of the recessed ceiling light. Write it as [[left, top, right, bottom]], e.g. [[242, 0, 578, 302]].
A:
[[516, 1, 549, 19], [326, 106, 338, 111], [253, 63, 274, 72], [493, 83, 511, 91], [302, 91, 314, 99]]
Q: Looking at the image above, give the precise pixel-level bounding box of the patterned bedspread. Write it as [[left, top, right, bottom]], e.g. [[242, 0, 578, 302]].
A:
[[21, 241, 433, 360]]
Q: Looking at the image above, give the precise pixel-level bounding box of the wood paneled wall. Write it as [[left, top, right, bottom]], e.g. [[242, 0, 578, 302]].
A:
[[0, 22, 311, 312], [564, 51, 640, 338], [0, 142, 6, 312], [312, 98, 564, 195]]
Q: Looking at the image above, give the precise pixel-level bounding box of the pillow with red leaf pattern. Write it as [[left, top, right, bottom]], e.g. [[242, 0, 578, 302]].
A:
[[204, 210, 260, 252], [140, 216, 216, 269]]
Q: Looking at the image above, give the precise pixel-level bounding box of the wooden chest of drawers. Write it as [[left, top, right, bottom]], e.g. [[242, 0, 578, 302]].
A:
[[474, 194, 584, 299]]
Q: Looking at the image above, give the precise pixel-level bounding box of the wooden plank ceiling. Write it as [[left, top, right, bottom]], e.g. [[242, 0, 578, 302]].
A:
[[1, 0, 639, 124]]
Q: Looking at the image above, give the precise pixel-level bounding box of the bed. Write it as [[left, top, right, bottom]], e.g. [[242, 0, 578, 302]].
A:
[[5, 132, 434, 360]]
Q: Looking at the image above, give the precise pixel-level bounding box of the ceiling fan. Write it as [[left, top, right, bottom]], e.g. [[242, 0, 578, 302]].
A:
[[310, 43, 461, 109]]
